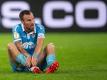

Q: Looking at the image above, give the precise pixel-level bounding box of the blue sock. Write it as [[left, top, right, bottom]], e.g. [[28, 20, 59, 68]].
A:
[[46, 54, 56, 67], [16, 53, 26, 66], [10, 62, 17, 72]]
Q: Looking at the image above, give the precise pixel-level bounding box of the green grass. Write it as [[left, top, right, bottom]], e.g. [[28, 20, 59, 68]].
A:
[[0, 32, 107, 80]]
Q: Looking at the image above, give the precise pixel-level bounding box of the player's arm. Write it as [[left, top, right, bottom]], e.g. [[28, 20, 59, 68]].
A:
[[34, 38, 44, 55], [31, 37, 44, 66], [13, 26, 30, 57], [34, 24, 45, 55], [15, 41, 30, 57], [32, 24, 45, 66], [15, 41, 31, 67]]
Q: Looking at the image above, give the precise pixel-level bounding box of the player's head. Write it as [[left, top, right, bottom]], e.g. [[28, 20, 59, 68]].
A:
[[19, 10, 35, 32]]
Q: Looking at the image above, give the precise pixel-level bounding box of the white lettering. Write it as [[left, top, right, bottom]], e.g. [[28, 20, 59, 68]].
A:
[[75, 1, 106, 28], [1, 1, 30, 28], [43, 1, 73, 28]]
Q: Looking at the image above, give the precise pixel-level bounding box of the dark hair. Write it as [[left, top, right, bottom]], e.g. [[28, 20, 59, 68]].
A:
[[19, 10, 32, 20]]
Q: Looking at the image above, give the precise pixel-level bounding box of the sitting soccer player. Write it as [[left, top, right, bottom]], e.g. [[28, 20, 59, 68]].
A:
[[7, 10, 59, 73]]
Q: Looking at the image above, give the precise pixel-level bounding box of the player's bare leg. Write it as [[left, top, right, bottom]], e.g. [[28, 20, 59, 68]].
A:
[[45, 43, 59, 73], [34, 43, 56, 66], [8, 43, 20, 59], [7, 43, 21, 71]]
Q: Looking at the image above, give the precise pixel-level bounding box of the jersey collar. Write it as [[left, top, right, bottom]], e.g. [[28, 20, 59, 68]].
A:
[[21, 23, 36, 33]]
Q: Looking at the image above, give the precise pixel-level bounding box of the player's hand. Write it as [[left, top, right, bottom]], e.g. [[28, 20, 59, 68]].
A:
[[31, 53, 39, 66], [31, 56, 38, 66], [25, 55, 32, 67]]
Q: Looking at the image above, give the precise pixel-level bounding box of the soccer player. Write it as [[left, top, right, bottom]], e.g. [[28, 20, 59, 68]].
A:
[[7, 10, 59, 73]]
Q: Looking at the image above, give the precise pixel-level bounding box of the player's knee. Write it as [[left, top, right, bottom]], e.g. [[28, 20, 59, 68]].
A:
[[46, 43, 55, 53], [47, 43, 55, 49], [7, 43, 15, 50]]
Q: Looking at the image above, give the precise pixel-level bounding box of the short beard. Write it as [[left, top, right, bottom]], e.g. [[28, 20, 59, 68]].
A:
[[26, 28, 33, 33]]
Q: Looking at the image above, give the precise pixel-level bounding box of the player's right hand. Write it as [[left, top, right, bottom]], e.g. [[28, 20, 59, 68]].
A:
[[25, 55, 32, 67]]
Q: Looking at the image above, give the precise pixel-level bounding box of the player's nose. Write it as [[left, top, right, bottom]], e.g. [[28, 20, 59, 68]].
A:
[[31, 21, 34, 25]]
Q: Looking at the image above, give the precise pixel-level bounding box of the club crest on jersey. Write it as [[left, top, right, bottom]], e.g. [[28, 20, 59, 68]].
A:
[[14, 32, 20, 39]]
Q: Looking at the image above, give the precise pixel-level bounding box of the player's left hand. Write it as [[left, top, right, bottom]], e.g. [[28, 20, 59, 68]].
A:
[[31, 57, 38, 66]]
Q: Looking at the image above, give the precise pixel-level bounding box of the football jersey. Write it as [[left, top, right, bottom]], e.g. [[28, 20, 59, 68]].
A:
[[12, 23, 45, 55]]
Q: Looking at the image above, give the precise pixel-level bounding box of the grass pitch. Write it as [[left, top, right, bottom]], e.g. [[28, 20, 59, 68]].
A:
[[0, 32, 107, 80]]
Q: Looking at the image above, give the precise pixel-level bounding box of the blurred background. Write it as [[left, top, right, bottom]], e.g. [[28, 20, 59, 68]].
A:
[[0, 0, 107, 80], [0, 0, 107, 32]]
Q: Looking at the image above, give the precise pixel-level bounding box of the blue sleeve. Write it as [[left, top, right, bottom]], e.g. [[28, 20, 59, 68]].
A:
[[12, 25, 22, 42], [36, 24, 45, 38]]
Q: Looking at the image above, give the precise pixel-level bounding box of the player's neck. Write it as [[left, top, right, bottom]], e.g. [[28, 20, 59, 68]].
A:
[[24, 27, 34, 33]]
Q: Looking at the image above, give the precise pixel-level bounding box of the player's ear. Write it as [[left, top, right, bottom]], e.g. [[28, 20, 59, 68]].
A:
[[21, 19, 24, 23]]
